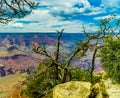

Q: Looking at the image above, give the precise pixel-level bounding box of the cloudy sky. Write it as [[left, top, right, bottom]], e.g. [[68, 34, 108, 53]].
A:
[[0, 0, 120, 33]]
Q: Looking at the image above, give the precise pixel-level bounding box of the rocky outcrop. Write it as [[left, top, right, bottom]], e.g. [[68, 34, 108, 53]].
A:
[[104, 79, 120, 98], [7, 45, 18, 51], [0, 54, 42, 76], [52, 80, 113, 98], [0, 64, 6, 77], [53, 81, 91, 98], [52, 79, 120, 98]]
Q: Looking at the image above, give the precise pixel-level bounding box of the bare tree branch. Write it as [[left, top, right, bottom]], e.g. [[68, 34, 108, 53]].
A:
[[55, 29, 64, 61], [0, 0, 38, 23], [82, 24, 89, 38]]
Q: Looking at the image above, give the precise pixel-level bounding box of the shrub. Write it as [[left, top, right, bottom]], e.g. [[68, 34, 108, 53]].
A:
[[25, 62, 62, 98], [71, 68, 102, 84], [101, 36, 120, 83]]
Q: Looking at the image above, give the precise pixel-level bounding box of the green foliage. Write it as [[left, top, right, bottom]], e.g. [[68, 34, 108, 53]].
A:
[[101, 36, 120, 83], [25, 62, 58, 98], [71, 68, 90, 81], [92, 74, 102, 84], [71, 68, 102, 84], [25, 61, 68, 98]]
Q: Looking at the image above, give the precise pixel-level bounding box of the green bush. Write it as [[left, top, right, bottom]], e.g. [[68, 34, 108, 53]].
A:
[[25, 62, 65, 98], [25, 62, 55, 98], [71, 68, 102, 84], [71, 68, 90, 81], [101, 36, 120, 83]]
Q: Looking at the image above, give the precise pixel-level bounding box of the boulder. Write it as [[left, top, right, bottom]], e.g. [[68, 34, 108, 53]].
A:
[[53, 81, 91, 98], [104, 79, 120, 98]]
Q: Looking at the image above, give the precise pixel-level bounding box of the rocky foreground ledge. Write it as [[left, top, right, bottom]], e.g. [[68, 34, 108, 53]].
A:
[[53, 81, 91, 98], [52, 80, 120, 98], [104, 79, 120, 98]]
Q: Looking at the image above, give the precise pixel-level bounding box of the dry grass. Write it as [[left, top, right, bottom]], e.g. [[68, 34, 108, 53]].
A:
[[8, 83, 27, 98], [0, 73, 27, 98]]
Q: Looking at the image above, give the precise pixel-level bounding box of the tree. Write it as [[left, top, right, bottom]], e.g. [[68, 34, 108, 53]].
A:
[[33, 29, 64, 81], [0, 0, 38, 23], [26, 29, 89, 97], [62, 16, 115, 84], [25, 29, 66, 98], [99, 15, 120, 83], [82, 15, 117, 84], [101, 36, 120, 83]]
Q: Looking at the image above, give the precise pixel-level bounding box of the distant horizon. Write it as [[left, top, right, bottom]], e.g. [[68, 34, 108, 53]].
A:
[[0, 32, 96, 34], [0, 32, 119, 35]]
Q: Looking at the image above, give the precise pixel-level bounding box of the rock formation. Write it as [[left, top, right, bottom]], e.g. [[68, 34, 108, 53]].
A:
[[53, 81, 91, 98], [0, 64, 6, 77]]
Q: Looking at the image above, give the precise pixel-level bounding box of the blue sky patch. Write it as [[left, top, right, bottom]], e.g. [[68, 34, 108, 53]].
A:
[[73, 3, 84, 9], [16, 21, 39, 24], [88, 0, 101, 7]]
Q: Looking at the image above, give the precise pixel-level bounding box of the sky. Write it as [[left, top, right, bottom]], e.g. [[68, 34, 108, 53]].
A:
[[0, 0, 120, 33]]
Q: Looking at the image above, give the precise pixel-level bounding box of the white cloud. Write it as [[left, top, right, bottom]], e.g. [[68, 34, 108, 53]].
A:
[[0, 8, 100, 33], [94, 15, 120, 20], [100, 0, 120, 13], [8, 22, 23, 27], [0, 0, 119, 33], [101, 0, 120, 8], [41, 0, 103, 16]]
